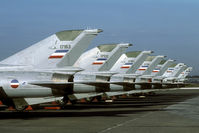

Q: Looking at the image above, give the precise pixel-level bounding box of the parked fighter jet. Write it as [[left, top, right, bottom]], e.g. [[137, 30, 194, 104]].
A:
[[108, 51, 153, 91], [163, 63, 187, 81], [103, 51, 154, 97], [132, 62, 190, 91], [0, 28, 192, 110], [72, 50, 153, 100], [177, 67, 192, 82], [65, 43, 132, 102], [105, 58, 188, 98], [103, 54, 167, 97], [175, 67, 192, 87], [68, 51, 167, 101], [151, 60, 175, 77], [151, 59, 175, 88], [0, 29, 102, 110], [134, 55, 166, 89], [162, 63, 187, 87], [4, 43, 132, 107]]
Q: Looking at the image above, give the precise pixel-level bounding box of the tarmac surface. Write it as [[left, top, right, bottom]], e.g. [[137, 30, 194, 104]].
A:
[[0, 88, 199, 133]]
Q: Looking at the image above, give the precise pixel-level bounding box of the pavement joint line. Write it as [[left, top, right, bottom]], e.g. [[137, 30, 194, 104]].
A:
[[97, 112, 153, 133]]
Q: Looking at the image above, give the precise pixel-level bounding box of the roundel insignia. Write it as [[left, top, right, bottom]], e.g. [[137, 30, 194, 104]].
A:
[[10, 79, 19, 88]]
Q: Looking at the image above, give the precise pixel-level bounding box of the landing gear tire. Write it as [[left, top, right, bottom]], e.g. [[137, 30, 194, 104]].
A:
[[60, 96, 77, 108], [15, 105, 27, 112], [59, 97, 69, 107]]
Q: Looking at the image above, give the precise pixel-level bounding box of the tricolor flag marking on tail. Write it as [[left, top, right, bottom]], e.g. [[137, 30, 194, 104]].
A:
[[167, 68, 174, 73], [92, 58, 107, 65], [10, 79, 19, 88], [153, 69, 160, 72], [138, 65, 148, 71], [49, 50, 69, 59], [121, 63, 133, 69], [167, 70, 173, 73]]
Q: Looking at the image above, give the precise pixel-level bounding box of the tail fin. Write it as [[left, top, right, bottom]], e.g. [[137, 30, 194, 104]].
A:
[[178, 67, 192, 79], [172, 63, 187, 77], [74, 43, 132, 72], [155, 59, 175, 76], [99, 43, 132, 71], [162, 63, 177, 77], [142, 55, 165, 75], [110, 51, 152, 74], [126, 51, 153, 74], [1, 29, 102, 68]]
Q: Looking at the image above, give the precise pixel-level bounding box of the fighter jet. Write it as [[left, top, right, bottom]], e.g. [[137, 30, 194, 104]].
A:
[[177, 67, 192, 83], [73, 50, 153, 100], [64, 50, 156, 102], [105, 58, 188, 98], [64, 43, 132, 103], [108, 51, 153, 90], [151, 59, 175, 88], [162, 63, 187, 88], [174, 67, 192, 87], [134, 55, 166, 89], [0, 29, 102, 110], [70, 51, 166, 101], [104, 54, 167, 97]]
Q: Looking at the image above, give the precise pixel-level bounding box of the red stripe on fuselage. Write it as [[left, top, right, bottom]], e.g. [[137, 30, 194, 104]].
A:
[[121, 66, 130, 68], [138, 69, 146, 71], [49, 55, 64, 59], [92, 62, 103, 65], [152, 71, 159, 72]]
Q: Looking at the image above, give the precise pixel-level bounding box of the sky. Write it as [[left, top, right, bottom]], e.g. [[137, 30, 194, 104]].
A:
[[0, 0, 199, 75]]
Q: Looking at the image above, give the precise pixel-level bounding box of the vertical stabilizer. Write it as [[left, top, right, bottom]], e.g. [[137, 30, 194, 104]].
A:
[[75, 43, 132, 72], [142, 55, 165, 75], [111, 51, 152, 74], [126, 51, 153, 74], [178, 67, 192, 79], [110, 53, 128, 73], [57, 29, 102, 67], [155, 59, 175, 76], [162, 63, 177, 77], [172, 63, 187, 77], [99, 43, 132, 71], [1, 29, 102, 68]]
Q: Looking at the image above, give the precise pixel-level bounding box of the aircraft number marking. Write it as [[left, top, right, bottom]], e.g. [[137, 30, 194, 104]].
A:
[[100, 55, 108, 58], [60, 45, 71, 49]]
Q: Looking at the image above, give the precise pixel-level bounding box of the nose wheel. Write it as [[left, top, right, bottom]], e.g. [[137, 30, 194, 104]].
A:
[[15, 105, 27, 111]]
